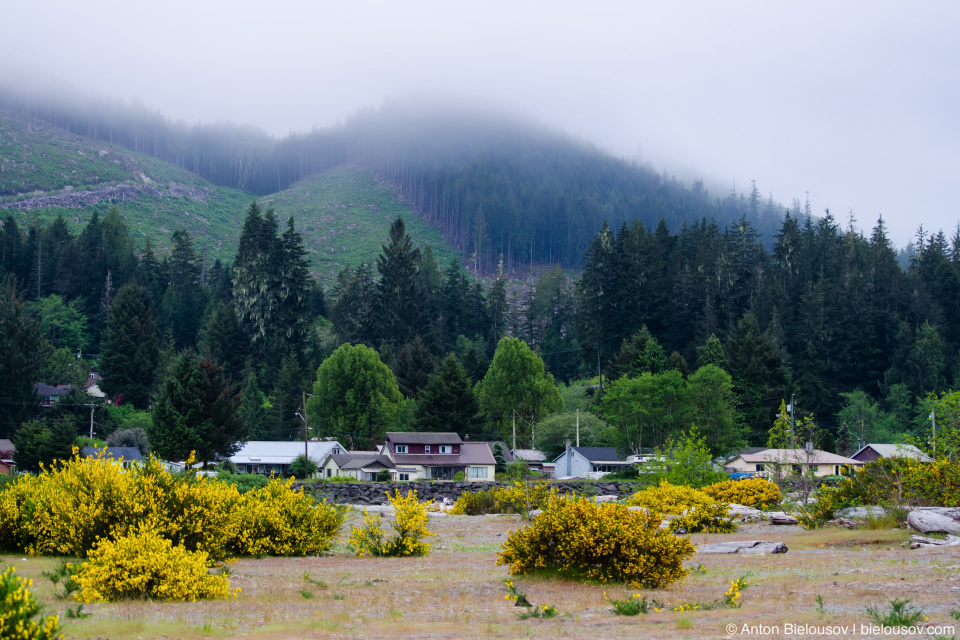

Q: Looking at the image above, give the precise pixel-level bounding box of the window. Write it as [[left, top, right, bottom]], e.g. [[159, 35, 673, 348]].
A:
[[793, 465, 804, 475], [326, 468, 332, 478], [398, 473, 410, 481], [438, 445, 451, 454], [755, 464, 764, 472], [425, 445, 431, 453], [468, 466, 487, 479], [395, 445, 407, 453]]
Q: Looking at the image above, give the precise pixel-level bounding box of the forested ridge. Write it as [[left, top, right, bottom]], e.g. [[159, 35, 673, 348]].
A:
[[1, 88, 785, 272]]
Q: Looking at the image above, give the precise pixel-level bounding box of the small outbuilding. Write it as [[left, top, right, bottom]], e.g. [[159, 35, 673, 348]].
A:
[[850, 443, 933, 463], [552, 446, 631, 479]]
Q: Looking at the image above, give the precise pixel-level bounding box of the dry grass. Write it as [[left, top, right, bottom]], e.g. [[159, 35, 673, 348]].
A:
[[4, 512, 959, 639]]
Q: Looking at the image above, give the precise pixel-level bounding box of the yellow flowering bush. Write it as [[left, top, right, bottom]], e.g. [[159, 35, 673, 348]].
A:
[[668, 503, 737, 533], [703, 477, 781, 509], [496, 497, 695, 589], [449, 481, 556, 515], [348, 490, 435, 557], [74, 526, 238, 602], [0, 566, 62, 640], [231, 477, 346, 556], [628, 480, 715, 514]]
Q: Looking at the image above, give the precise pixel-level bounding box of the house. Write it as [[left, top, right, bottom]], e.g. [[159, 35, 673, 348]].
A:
[[35, 383, 71, 408], [82, 446, 144, 469], [84, 371, 106, 399], [552, 446, 631, 479], [850, 443, 934, 464], [0, 439, 14, 476], [512, 448, 546, 473], [382, 432, 496, 481], [229, 440, 346, 476], [322, 453, 398, 481], [724, 448, 863, 477]]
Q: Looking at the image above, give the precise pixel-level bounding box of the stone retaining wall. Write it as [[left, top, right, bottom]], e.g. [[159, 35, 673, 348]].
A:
[[294, 480, 643, 505]]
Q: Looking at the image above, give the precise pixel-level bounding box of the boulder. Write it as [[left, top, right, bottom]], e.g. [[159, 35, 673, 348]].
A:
[[593, 495, 618, 504], [835, 506, 887, 519], [698, 540, 788, 554], [527, 509, 543, 519], [769, 513, 800, 525], [908, 534, 960, 549], [824, 518, 859, 529], [907, 508, 960, 535], [727, 504, 762, 521]]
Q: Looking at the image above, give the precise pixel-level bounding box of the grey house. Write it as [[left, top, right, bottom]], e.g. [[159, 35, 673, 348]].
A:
[[552, 447, 630, 478]]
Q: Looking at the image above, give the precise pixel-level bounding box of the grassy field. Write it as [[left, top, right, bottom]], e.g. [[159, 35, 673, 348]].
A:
[[7, 513, 959, 640], [1, 111, 460, 281]]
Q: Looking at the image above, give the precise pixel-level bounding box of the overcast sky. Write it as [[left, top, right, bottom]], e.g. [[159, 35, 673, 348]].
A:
[[3, 0, 958, 247]]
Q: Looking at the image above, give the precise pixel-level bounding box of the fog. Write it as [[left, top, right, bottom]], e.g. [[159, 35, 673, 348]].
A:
[[2, 0, 958, 246]]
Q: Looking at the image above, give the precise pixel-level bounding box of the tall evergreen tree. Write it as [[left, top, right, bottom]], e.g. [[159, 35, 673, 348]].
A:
[[278, 217, 312, 355], [269, 352, 306, 441], [238, 364, 270, 440], [375, 217, 420, 345], [198, 301, 245, 385], [416, 353, 481, 435], [233, 202, 281, 358], [393, 335, 436, 399], [100, 283, 160, 410], [0, 275, 47, 436]]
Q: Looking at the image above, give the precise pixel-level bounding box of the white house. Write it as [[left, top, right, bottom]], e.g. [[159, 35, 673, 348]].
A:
[[724, 448, 862, 477], [230, 440, 345, 476], [322, 453, 398, 481]]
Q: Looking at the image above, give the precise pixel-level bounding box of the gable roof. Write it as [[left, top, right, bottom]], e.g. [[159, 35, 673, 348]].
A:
[[385, 432, 463, 445], [329, 453, 396, 470], [852, 443, 933, 462], [512, 448, 546, 462], [738, 449, 862, 465], [0, 439, 14, 454], [459, 442, 497, 465], [231, 440, 345, 465], [554, 446, 626, 463], [35, 383, 71, 396], [83, 446, 144, 462]]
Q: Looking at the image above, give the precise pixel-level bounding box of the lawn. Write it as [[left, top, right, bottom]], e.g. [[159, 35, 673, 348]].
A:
[[6, 513, 959, 639]]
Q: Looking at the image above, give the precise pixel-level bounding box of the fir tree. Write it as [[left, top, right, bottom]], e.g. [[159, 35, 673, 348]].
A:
[[12, 420, 48, 473], [45, 415, 79, 464], [233, 202, 281, 358], [696, 334, 728, 371], [238, 364, 270, 440], [100, 283, 160, 410], [416, 353, 481, 435], [278, 217, 312, 355], [270, 353, 305, 441], [767, 400, 793, 449], [149, 353, 245, 466], [375, 217, 420, 345], [198, 301, 245, 385], [393, 335, 437, 399]]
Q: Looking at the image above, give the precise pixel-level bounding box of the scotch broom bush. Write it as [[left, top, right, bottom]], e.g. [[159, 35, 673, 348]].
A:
[[0, 566, 62, 640], [629, 480, 735, 533], [449, 481, 556, 515], [496, 497, 695, 589], [703, 477, 781, 509], [349, 489, 434, 557], [73, 526, 237, 602]]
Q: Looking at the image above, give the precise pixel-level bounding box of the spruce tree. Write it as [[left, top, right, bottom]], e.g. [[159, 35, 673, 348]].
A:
[[270, 353, 305, 441], [100, 283, 160, 410], [696, 334, 728, 371], [393, 335, 436, 399], [0, 275, 47, 435], [238, 364, 270, 440], [233, 202, 281, 358], [167, 229, 202, 349], [12, 420, 48, 473], [728, 313, 791, 445], [278, 217, 311, 355], [44, 415, 79, 464], [416, 353, 481, 435], [198, 301, 245, 385], [767, 400, 793, 449]]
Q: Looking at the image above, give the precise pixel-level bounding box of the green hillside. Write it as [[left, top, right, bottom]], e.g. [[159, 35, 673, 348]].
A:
[[261, 166, 459, 284], [0, 111, 460, 280]]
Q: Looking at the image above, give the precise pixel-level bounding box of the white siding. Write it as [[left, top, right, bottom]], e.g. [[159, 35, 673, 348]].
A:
[[553, 450, 592, 478]]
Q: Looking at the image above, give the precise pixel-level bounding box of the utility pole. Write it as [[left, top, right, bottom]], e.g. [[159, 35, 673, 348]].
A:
[[930, 407, 937, 455], [789, 394, 796, 449], [88, 404, 95, 439], [303, 391, 309, 464], [512, 410, 516, 451], [576, 409, 580, 447]]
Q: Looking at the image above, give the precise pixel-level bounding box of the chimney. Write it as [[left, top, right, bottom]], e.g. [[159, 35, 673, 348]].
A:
[[565, 438, 572, 477]]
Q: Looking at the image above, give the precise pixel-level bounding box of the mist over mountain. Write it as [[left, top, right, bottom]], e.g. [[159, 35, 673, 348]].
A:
[[0, 85, 786, 271]]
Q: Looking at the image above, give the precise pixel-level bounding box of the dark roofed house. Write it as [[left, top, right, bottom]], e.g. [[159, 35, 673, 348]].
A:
[[383, 432, 495, 481], [35, 383, 72, 408], [850, 444, 933, 463], [83, 446, 144, 469], [552, 446, 630, 478]]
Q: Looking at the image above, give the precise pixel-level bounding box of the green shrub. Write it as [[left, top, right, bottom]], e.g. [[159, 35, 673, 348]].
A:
[[216, 471, 271, 493], [450, 481, 556, 515]]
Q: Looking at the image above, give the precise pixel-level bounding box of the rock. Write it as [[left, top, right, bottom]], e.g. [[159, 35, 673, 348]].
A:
[[769, 513, 800, 525], [527, 509, 543, 519], [907, 508, 960, 535], [835, 506, 886, 519], [443, 497, 455, 506], [824, 518, 860, 529], [908, 534, 960, 549], [627, 506, 648, 514], [698, 540, 788, 554], [727, 504, 762, 520], [593, 495, 618, 503]]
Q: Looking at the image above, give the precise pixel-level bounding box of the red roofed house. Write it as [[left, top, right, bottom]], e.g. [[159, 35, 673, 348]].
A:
[[383, 432, 496, 481]]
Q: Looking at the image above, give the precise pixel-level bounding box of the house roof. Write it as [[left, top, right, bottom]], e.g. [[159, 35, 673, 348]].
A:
[[851, 444, 933, 462], [329, 454, 396, 470], [553, 446, 626, 464], [0, 439, 14, 454], [83, 446, 144, 462], [738, 449, 862, 465], [459, 443, 496, 465], [385, 432, 463, 445], [35, 383, 71, 396], [231, 440, 345, 465], [512, 448, 546, 462], [392, 454, 468, 467]]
